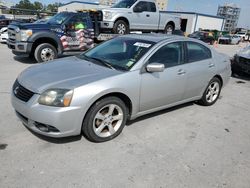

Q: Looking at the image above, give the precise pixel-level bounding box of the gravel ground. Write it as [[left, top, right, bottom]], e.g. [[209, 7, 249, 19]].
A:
[[0, 42, 250, 188]]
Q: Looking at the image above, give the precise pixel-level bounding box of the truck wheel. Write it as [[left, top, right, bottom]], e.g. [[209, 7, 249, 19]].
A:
[[113, 20, 129, 35], [34, 43, 57, 63], [164, 24, 174, 34]]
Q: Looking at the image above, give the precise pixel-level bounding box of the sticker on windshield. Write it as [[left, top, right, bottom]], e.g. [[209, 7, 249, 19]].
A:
[[133, 42, 151, 48], [126, 60, 134, 67]]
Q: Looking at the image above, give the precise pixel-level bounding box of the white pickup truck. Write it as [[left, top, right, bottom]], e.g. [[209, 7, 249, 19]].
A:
[[99, 0, 180, 34]]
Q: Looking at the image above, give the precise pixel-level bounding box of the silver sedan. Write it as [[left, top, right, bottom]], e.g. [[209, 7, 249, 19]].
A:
[[11, 34, 231, 142]]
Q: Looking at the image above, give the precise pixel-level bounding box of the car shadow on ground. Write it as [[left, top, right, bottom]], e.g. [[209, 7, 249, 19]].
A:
[[13, 56, 37, 64], [24, 102, 196, 144], [127, 102, 195, 126], [232, 73, 250, 81]]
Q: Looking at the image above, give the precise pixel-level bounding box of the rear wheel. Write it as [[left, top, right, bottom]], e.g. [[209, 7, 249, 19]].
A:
[[34, 43, 57, 63], [199, 77, 222, 106], [164, 24, 174, 34], [82, 97, 128, 142]]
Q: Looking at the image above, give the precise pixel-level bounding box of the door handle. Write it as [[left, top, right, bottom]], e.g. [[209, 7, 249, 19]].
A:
[[209, 63, 215, 68], [177, 69, 186, 75], [146, 14, 150, 17]]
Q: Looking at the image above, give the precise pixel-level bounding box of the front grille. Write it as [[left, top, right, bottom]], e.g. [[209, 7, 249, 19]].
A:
[[239, 57, 250, 65], [13, 80, 35, 102], [8, 28, 16, 43]]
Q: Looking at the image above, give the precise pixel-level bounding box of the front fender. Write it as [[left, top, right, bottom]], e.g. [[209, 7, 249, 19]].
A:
[[28, 32, 63, 54]]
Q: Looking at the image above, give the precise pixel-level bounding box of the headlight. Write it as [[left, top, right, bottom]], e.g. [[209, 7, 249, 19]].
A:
[[103, 11, 112, 20], [20, 29, 32, 41], [15, 27, 20, 33], [38, 89, 73, 107]]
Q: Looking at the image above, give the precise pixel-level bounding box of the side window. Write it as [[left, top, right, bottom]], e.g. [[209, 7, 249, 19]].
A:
[[135, 1, 149, 12], [66, 15, 88, 31], [148, 42, 184, 68], [186, 42, 212, 63], [148, 2, 156, 12]]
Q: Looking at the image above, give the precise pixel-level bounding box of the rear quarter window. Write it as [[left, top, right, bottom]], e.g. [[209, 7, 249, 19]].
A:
[[186, 42, 212, 63]]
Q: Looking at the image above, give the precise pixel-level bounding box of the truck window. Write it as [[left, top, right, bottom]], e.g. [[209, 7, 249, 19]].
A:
[[148, 2, 156, 12], [65, 14, 91, 31], [134, 2, 148, 12], [112, 0, 137, 8], [134, 1, 156, 12]]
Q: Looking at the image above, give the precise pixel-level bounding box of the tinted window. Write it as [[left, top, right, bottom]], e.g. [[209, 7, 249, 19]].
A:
[[112, 0, 137, 8], [66, 14, 89, 30], [186, 42, 211, 63], [135, 1, 148, 12], [148, 42, 184, 68], [148, 2, 156, 12]]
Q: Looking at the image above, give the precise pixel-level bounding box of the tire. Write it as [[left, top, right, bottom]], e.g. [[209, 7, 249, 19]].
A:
[[199, 77, 222, 106], [164, 24, 174, 34], [34, 43, 57, 63], [113, 20, 129, 35], [210, 40, 215, 45], [82, 96, 128, 142]]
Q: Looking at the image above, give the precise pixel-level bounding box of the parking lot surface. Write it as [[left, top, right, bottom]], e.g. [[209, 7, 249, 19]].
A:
[[0, 43, 250, 188]]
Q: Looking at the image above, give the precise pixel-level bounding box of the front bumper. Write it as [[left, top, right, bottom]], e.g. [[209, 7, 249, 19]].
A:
[[231, 58, 250, 75], [7, 40, 33, 55], [99, 21, 114, 29], [11, 91, 84, 138]]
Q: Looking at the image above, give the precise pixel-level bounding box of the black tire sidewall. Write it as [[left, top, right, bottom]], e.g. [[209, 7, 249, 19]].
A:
[[113, 20, 129, 35], [200, 77, 222, 106], [82, 97, 128, 142], [164, 25, 174, 34], [34, 43, 57, 63]]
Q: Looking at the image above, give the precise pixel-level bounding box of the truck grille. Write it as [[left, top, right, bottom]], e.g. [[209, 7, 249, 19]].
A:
[[8, 27, 16, 43], [13, 80, 35, 102]]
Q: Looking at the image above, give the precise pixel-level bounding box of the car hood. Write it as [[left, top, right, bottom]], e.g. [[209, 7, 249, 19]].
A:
[[236, 46, 250, 59], [10, 22, 59, 30], [17, 56, 122, 94]]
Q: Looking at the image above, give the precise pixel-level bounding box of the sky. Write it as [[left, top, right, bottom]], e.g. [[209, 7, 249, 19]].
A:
[[10, 0, 250, 28]]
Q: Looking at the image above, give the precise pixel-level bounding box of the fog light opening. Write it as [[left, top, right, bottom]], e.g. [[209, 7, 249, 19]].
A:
[[34, 122, 60, 133]]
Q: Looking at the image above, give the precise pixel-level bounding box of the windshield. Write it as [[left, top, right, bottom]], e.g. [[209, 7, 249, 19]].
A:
[[112, 0, 137, 8], [47, 13, 69, 24], [237, 32, 246, 35], [80, 37, 155, 71]]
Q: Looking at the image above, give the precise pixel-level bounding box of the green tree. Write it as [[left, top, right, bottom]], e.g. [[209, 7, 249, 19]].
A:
[[46, 3, 59, 12], [33, 1, 43, 10], [15, 0, 34, 10]]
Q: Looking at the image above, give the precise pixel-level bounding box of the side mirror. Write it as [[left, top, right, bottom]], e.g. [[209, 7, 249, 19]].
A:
[[133, 6, 143, 13], [146, 63, 165, 73], [62, 24, 67, 32]]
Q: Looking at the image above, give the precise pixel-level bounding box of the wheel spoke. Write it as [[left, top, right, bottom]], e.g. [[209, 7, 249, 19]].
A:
[[95, 112, 105, 120], [112, 114, 123, 121], [108, 124, 115, 135], [108, 104, 115, 116], [96, 123, 106, 135]]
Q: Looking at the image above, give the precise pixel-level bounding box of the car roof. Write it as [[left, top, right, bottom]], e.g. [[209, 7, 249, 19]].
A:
[[119, 33, 187, 43]]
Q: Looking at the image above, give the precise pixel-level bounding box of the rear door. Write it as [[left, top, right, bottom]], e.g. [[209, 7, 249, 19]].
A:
[[182, 41, 216, 99]]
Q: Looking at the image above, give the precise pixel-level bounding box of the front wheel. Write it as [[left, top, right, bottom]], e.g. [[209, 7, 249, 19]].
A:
[[199, 77, 222, 106], [113, 20, 129, 35], [82, 97, 128, 142], [34, 43, 57, 63]]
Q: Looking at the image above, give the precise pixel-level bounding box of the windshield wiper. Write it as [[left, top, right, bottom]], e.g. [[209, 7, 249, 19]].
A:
[[85, 56, 116, 70]]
